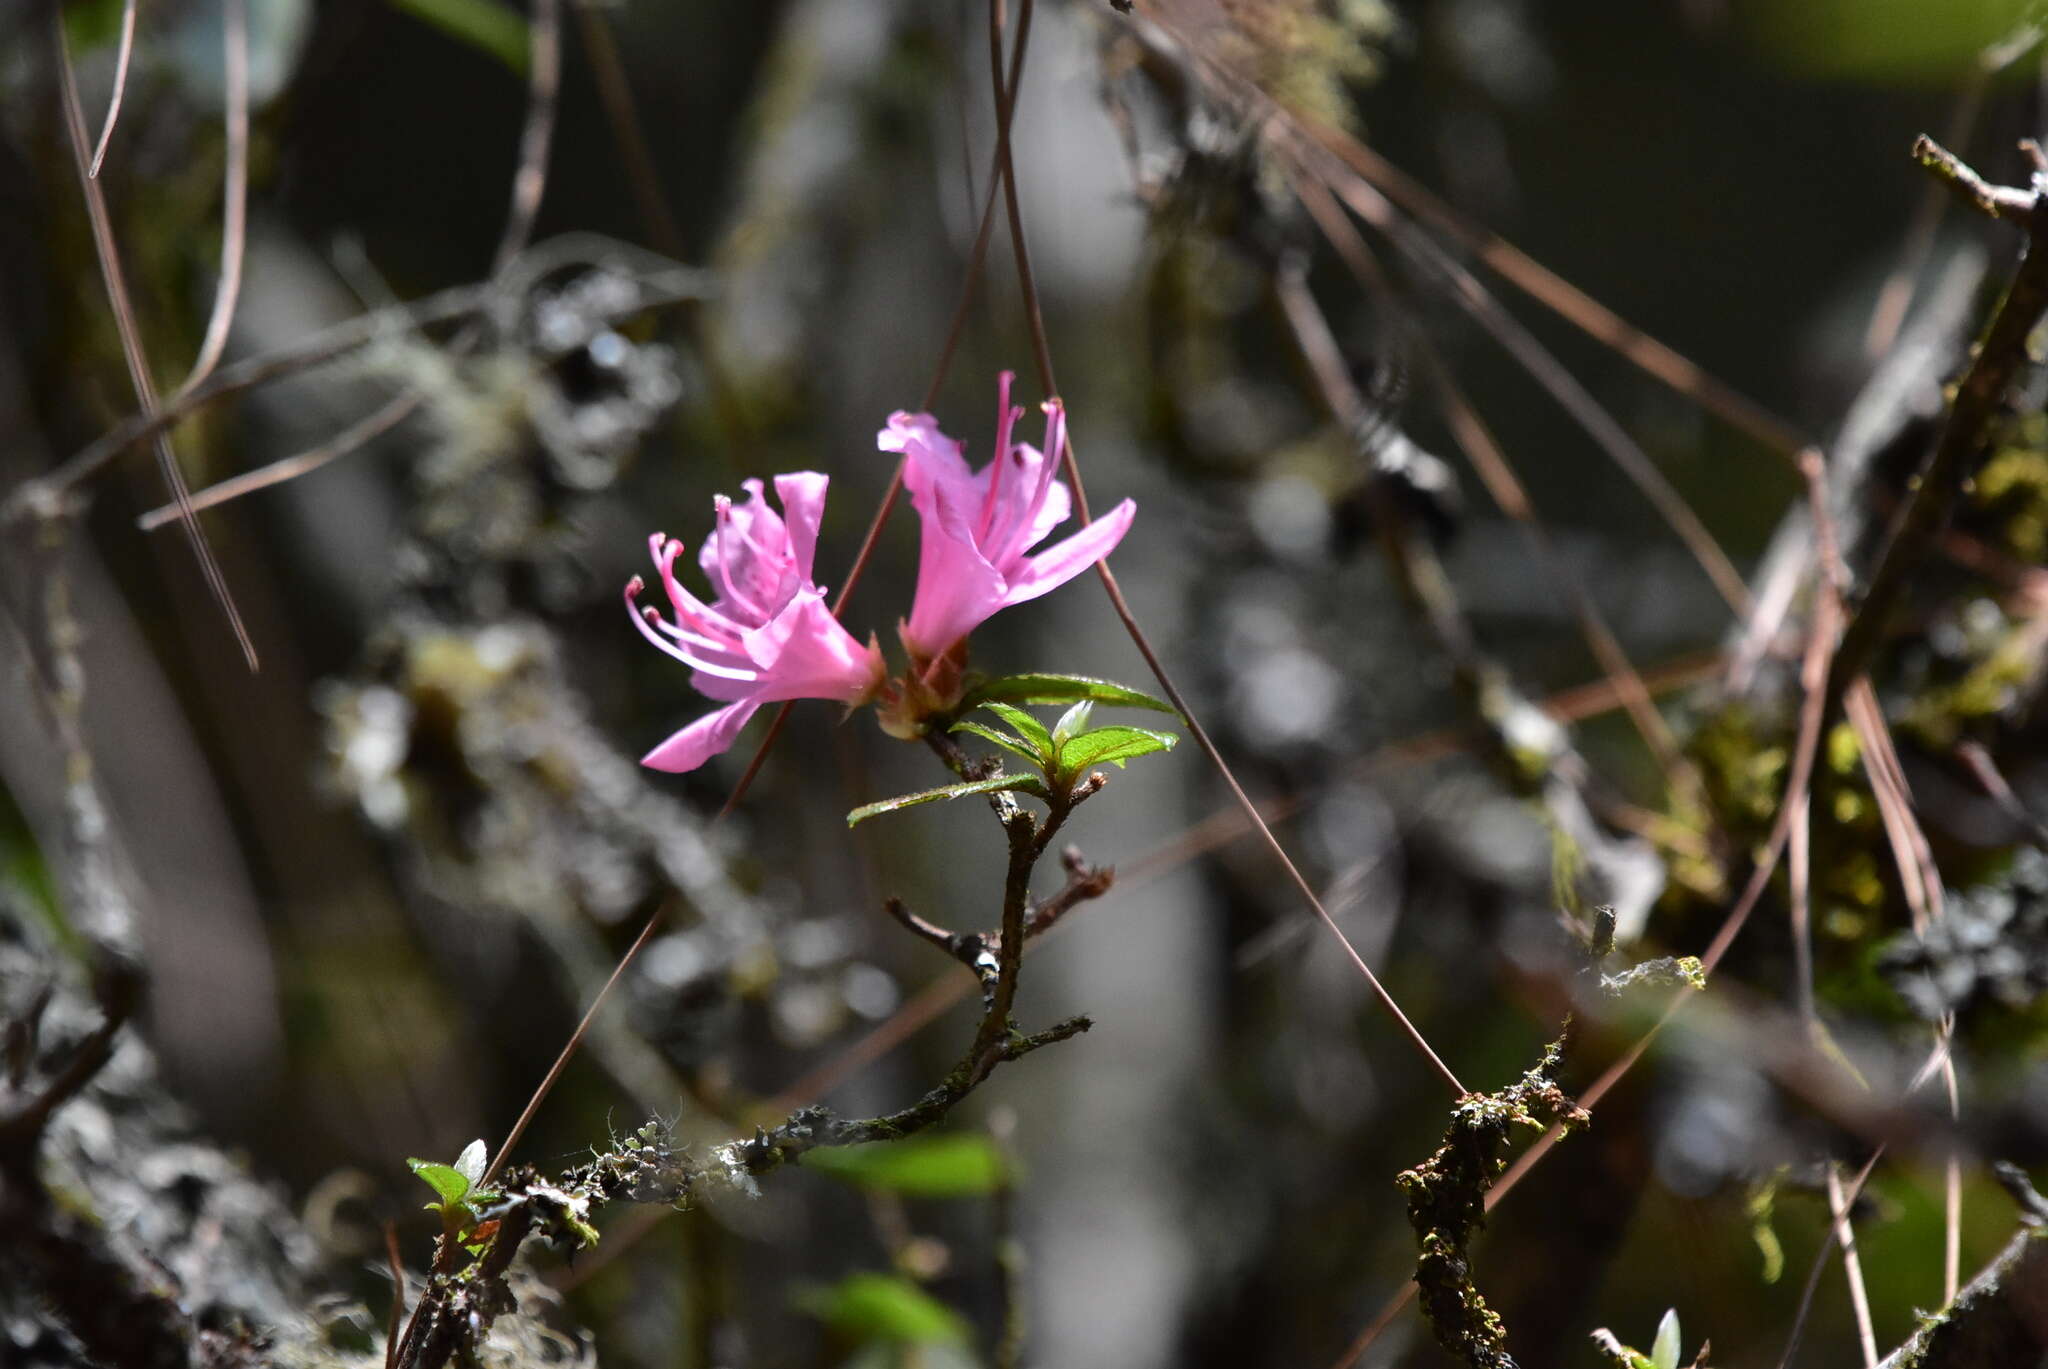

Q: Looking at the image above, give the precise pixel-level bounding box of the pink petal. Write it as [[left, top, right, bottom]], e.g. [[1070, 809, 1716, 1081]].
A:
[[697, 479, 768, 586], [879, 412, 973, 479], [1000, 498, 1136, 608], [773, 471, 829, 584], [901, 502, 1008, 661], [740, 591, 884, 704], [641, 699, 762, 773], [981, 442, 1072, 567]]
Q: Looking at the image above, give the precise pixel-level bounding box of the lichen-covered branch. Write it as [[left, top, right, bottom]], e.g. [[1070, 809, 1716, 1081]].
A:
[[1829, 139, 2048, 705], [1875, 1227, 2048, 1369], [394, 738, 1099, 1369], [1398, 1037, 1592, 1369]]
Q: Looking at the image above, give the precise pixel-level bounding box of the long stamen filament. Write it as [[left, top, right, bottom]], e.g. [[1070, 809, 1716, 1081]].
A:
[[711, 497, 768, 619], [625, 584, 760, 681], [976, 373, 1022, 542], [994, 400, 1066, 567], [653, 538, 733, 642]]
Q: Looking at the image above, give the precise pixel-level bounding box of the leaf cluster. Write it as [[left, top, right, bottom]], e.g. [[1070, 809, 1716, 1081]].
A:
[[406, 1140, 502, 1252], [848, 673, 1177, 827]]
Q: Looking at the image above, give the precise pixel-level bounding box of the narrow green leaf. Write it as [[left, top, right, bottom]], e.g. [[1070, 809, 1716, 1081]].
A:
[[949, 720, 1045, 767], [942, 721, 1040, 766], [801, 1134, 1009, 1197], [406, 1158, 471, 1207], [388, 0, 530, 75], [846, 773, 1047, 827], [1057, 725, 1177, 778], [796, 1273, 970, 1346], [1650, 1309, 1681, 1369], [1051, 700, 1095, 749], [963, 672, 1174, 714], [977, 702, 1054, 760]]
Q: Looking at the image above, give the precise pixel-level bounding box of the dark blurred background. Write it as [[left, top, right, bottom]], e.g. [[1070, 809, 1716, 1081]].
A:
[[5, 1, 2048, 1366]]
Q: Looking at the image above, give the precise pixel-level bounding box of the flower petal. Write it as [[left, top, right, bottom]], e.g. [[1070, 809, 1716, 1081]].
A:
[[901, 481, 1008, 661], [738, 591, 885, 704], [773, 471, 829, 584], [1000, 497, 1136, 608], [641, 699, 762, 773], [879, 412, 971, 481]]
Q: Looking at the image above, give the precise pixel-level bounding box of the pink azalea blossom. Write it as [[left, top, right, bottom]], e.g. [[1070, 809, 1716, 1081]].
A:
[[626, 473, 883, 773], [878, 372, 1136, 663]]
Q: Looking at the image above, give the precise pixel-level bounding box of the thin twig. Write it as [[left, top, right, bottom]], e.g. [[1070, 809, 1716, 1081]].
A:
[[484, 0, 1031, 1201], [1863, 81, 1986, 360], [1913, 133, 2038, 221], [86, 0, 138, 178], [177, 0, 249, 395], [1294, 148, 1752, 619], [1287, 167, 1707, 806], [1132, 3, 1808, 459], [1941, 1049, 1962, 1302], [1776, 1151, 1885, 1369], [55, 15, 260, 670], [492, 0, 561, 277], [988, 0, 1464, 1096], [716, 0, 1029, 822], [16, 277, 488, 519], [1329, 449, 1843, 1365], [137, 391, 425, 528], [571, 0, 685, 258], [768, 652, 1719, 1121], [1829, 138, 2048, 707], [383, 1222, 406, 1369], [1292, 107, 1809, 457]]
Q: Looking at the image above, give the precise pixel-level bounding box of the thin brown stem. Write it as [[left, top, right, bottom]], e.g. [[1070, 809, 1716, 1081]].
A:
[[1297, 110, 1809, 457], [54, 15, 259, 670], [382, 1222, 405, 1369], [1829, 138, 2048, 707], [86, 0, 137, 178], [1331, 444, 1847, 1366], [571, 0, 685, 258], [988, 0, 1462, 1097], [477, 0, 1033, 1243], [1863, 81, 1985, 360], [1296, 150, 1752, 618], [177, 0, 249, 395], [137, 391, 425, 528], [1286, 165, 1708, 808], [771, 651, 1719, 1122], [717, 3, 1027, 820], [1776, 1152, 1884, 1369], [492, 0, 561, 276]]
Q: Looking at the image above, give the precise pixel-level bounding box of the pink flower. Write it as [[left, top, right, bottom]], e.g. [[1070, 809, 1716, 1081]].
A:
[[878, 372, 1136, 663], [626, 473, 884, 773]]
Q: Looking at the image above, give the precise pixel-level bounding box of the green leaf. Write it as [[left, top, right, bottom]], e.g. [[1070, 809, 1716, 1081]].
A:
[[963, 672, 1174, 714], [388, 0, 530, 75], [978, 702, 1056, 760], [796, 1273, 970, 1346], [846, 773, 1047, 827], [1051, 700, 1095, 749], [1056, 725, 1177, 779], [407, 1158, 471, 1209], [948, 721, 1044, 766], [1650, 1309, 1681, 1369], [801, 1134, 1009, 1197]]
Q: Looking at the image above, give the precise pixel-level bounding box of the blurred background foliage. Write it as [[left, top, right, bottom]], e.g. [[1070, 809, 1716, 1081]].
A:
[[4, 1, 2048, 1367]]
